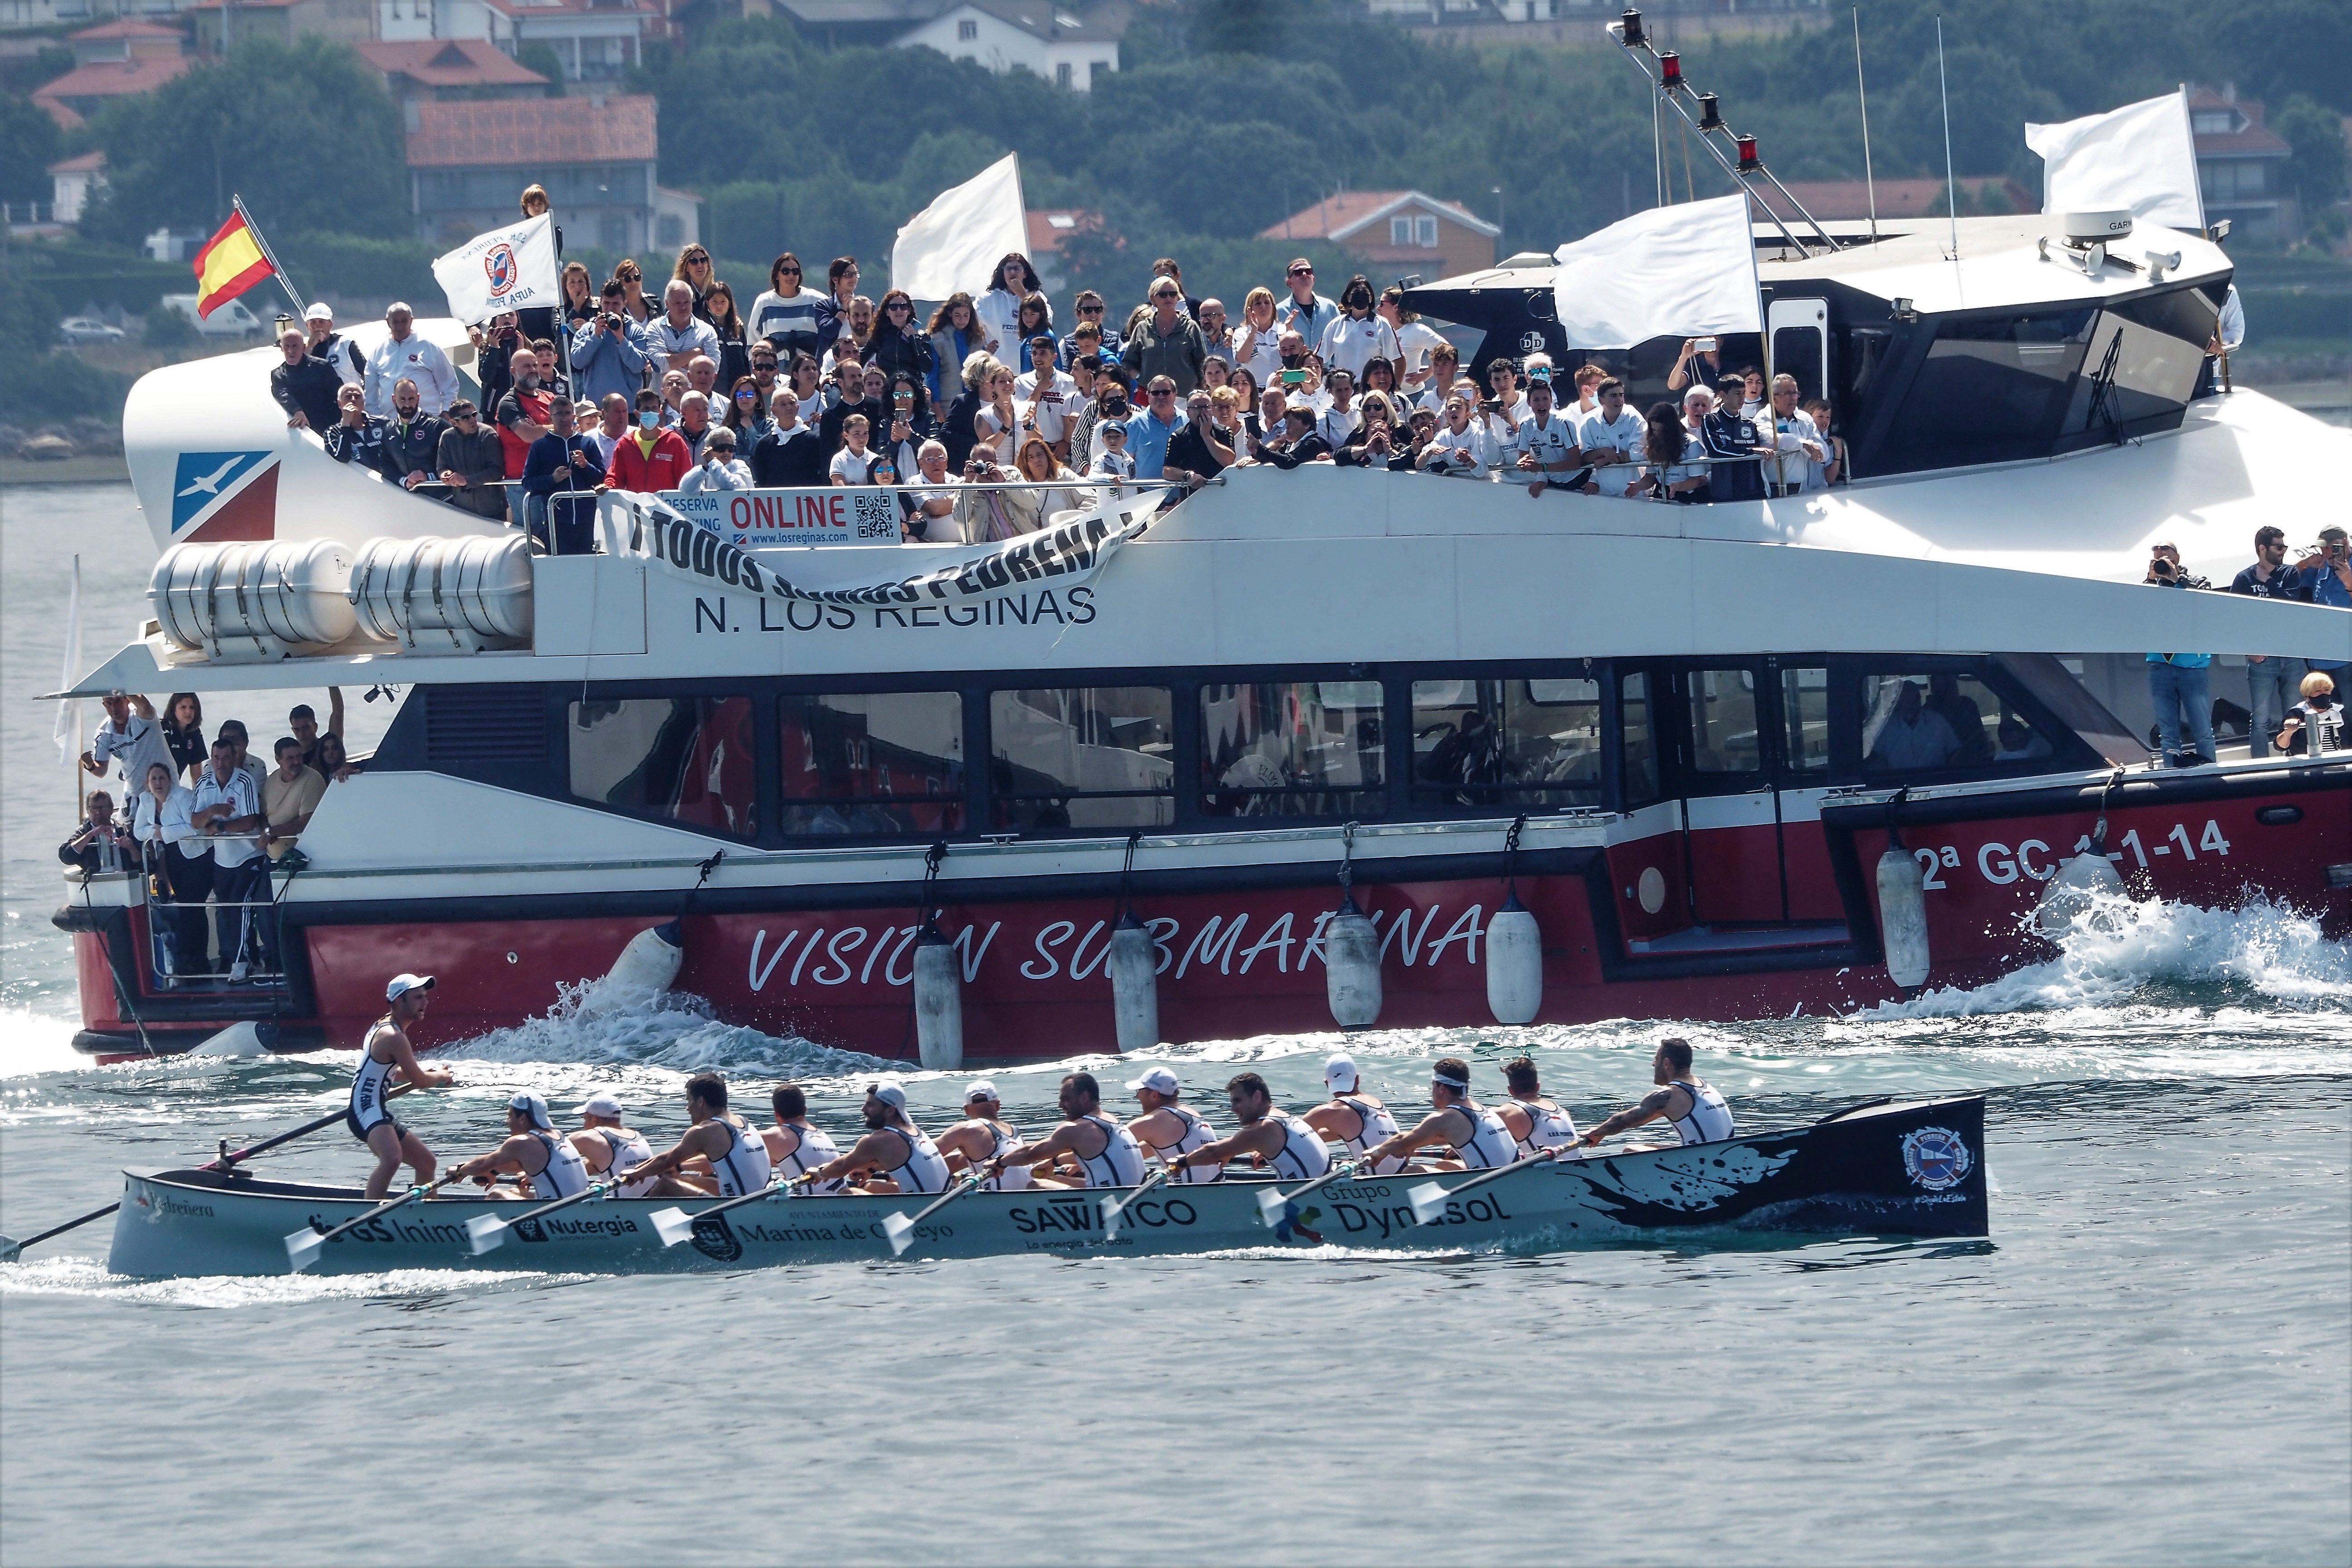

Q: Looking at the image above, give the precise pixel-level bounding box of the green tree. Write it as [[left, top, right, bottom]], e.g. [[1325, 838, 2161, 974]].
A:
[[0, 92, 60, 206], [79, 38, 409, 248], [2272, 93, 2348, 212]]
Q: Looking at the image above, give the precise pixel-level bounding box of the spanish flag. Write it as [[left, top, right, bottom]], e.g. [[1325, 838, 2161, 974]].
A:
[[192, 207, 274, 320]]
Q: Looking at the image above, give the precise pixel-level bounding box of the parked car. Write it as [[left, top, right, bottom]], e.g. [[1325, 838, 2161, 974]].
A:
[[156, 294, 266, 339], [58, 316, 126, 345]]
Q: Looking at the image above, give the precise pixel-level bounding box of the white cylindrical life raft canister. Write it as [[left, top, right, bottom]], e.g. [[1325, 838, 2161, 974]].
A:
[[1484, 892, 1543, 1026], [603, 921, 685, 994], [1876, 847, 1930, 990], [1107, 913, 1160, 1054], [913, 930, 964, 1071], [2034, 849, 2128, 940], [349, 533, 534, 654], [1324, 898, 1383, 1030], [149, 538, 361, 661]]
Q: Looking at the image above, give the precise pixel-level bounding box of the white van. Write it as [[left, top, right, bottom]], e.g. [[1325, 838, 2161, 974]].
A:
[[158, 293, 267, 339]]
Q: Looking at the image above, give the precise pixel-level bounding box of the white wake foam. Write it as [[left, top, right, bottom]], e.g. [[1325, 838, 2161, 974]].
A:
[[443, 980, 889, 1078]]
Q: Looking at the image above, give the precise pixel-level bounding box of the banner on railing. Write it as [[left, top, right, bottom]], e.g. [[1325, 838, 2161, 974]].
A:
[[657, 486, 901, 548], [603, 490, 1155, 611]]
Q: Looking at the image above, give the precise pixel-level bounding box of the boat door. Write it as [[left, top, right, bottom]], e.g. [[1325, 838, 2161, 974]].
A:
[[1668, 658, 1842, 927], [1768, 297, 1829, 400]]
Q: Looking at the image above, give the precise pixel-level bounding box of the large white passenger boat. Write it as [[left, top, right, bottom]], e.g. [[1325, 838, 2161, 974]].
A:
[[52, 205, 2351, 1063]]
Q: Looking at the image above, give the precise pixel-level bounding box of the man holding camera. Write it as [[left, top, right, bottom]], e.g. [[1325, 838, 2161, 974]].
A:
[[570, 284, 653, 407], [2145, 542, 2215, 767], [2290, 526, 2350, 683]]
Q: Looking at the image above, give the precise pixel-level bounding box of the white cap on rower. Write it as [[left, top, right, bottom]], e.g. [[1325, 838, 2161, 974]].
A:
[[386, 973, 435, 1002], [1125, 1066, 1180, 1095], [963, 1079, 1000, 1104], [580, 1093, 624, 1120], [869, 1082, 908, 1111], [509, 1092, 554, 1130], [1324, 1052, 1361, 1091]]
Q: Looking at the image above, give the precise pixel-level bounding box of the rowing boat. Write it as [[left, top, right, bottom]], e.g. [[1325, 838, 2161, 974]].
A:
[[105, 1096, 1987, 1277]]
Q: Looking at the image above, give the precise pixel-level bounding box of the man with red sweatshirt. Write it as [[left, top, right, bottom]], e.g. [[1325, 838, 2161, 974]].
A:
[[603, 388, 695, 493]]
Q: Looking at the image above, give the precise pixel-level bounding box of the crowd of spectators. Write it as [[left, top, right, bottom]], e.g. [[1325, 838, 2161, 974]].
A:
[[71, 688, 357, 985], [2149, 524, 2350, 766]]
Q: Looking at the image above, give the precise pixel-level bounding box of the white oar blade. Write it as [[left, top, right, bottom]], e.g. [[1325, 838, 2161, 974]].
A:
[[465, 1214, 510, 1255], [1408, 1181, 1450, 1226], [1256, 1187, 1290, 1229], [284, 1227, 324, 1273], [649, 1207, 696, 1249], [881, 1211, 916, 1256]]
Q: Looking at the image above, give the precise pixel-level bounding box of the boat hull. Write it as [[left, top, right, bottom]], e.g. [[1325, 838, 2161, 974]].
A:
[[106, 1096, 1987, 1276]]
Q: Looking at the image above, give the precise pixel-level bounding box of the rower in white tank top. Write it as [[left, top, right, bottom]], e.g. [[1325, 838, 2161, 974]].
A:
[[1346, 1059, 1517, 1173], [573, 1093, 657, 1196], [707, 1115, 774, 1197], [1667, 1078, 1736, 1146], [981, 1073, 1146, 1191], [524, 1127, 591, 1200], [786, 1082, 954, 1196], [1161, 1072, 1333, 1187], [1303, 1054, 1406, 1173], [1124, 1067, 1220, 1184], [1494, 1058, 1581, 1159], [934, 1081, 1031, 1192], [443, 1092, 589, 1199], [879, 1122, 952, 1195], [1574, 1039, 1739, 1155], [622, 1075, 774, 1199]]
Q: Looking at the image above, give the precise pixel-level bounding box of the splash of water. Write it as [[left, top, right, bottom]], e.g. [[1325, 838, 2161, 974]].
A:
[[443, 979, 889, 1079]]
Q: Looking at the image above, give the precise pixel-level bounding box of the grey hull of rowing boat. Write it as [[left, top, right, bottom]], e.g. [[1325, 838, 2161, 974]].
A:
[[105, 1096, 1988, 1278]]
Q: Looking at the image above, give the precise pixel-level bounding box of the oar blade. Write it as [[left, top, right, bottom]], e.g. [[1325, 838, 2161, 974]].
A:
[[880, 1211, 916, 1256], [1255, 1186, 1290, 1229], [0, 1236, 22, 1265], [649, 1207, 696, 1249], [284, 1226, 325, 1273], [1408, 1181, 1452, 1226], [465, 1214, 510, 1255]]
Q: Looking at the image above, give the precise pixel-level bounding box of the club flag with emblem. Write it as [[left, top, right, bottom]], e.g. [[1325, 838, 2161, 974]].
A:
[[192, 210, 274, 320], [431, 212, 560, 325]]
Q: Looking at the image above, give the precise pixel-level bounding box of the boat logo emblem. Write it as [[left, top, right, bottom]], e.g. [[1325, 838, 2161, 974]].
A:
[[1518, 330, 1546, 353], [1901, 1127, 1973, 1191], [689, 1214, 742, 1262], [483, 242, 519, 300], [513, 1216, 547, 1244]]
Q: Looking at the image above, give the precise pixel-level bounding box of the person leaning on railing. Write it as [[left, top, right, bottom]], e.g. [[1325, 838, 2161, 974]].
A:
[[59, 791, 134, 877], [522, 398, 605, 554], [432, 399, 508, 519], [377, 379, 444, 493], [606, 389, 696, 493]]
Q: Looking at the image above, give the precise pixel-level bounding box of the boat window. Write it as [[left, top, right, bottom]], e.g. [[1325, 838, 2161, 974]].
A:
[[1200, 680, 1385, 818], [1782, 666, 1830, 779], [1687, 668, 1763, 776], [1859, 670, 2050, 774], [779, 691, 965, 837], [990, 686, 1173, 831], [568, 696, 758, 837], [1620, 671, 1660, 805], [1410, 678, 1601, 812], [1876, 308, 2097, 471]]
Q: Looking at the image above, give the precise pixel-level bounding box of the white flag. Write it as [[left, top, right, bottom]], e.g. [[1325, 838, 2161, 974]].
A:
[[2026, 92, 2205, 232], [890, 152, 1026, 302], [1551, 194, 1761, 351], [53, 553, 81, 768], [431, 211, 562, 325]]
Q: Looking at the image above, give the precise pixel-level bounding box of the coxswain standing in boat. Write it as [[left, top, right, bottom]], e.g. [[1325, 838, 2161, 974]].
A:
[[1161, 1073, 1333, 1183], [762, 1083, 846, 1194], [983, 1072, 1147, 1191], [572, 1093, 657, 1196], [1352, 1057, 1518, 1173], [1123, 1067, 1221, 1183], [935, 1081, 1030, 1191], [622, 1073, 773, 1197], [1576, 1039, 1736, 1155], [1301, 1052, 1406, 1174], [443, 1093, 590, 1201], [349, 973, 455, 1199], [1492, 1055, 1582, 1159], [800, 1083, 950, 1195]]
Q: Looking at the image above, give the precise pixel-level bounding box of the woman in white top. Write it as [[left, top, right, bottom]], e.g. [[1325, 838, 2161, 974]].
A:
[[1380, 286, 1448, 376], [1641, 397, 1713, 502], [1317, 274, 1401, 380], [1231, 287, 1284, 384], [970, 361, 1024, 466], [828, 413, 879, 485], [975, 252, 1041, 358], [677, 428, 754, 491]]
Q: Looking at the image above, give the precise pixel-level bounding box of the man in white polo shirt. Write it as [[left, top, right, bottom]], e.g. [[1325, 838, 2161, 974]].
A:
[[190, 736, 267, 982], [1577, 376, 1648, 497], [1014, 336, 1078, 462], [83, 691, 172, 793], [1508, 373, 1585, 498], [1761, 372, 1826, 495]]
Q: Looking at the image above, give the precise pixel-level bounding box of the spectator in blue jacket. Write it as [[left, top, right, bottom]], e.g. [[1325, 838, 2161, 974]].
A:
[[2146, 544, 2215, 766], [570, 282, 652, 407], [2292, 526, 2350, 677], [520, 397, 603, 556]]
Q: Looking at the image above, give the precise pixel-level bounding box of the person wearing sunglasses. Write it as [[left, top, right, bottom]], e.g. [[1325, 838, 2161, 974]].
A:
[[813, 256, 859, 346], [1060, 289, 1122, 368], [750, 252, 827, 360], [608, 260, 652, 324], [721, 375, 772, 451], [671, 245, 716, 317], [1119, 278, 1207, 397], [863, 288, 936, 424], [1279, 257, 1338, 348], [432, 400, 508, 520]]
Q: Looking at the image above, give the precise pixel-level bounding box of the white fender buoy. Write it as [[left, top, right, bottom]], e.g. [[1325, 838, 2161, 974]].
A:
[[602, 921, 684, 994], [913, 930, 964, 1070], [191, 1020, 273, 1058], [1875, 847, 1930, 990], [1324, 898, 1383, 1030], [1485, 893, 1543, 1026], [2034, 850, 2128, 940], [1107, 914, 1160, 1054]]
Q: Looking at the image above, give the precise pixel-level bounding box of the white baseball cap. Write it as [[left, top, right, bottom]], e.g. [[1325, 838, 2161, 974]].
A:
[[868, 1083, 908, 1112], [1324, 1053, 1361, 1091], [1125, 1067, 1180, 1095], [963, 1079, 1001, 1105], [580, 1093, 624, 1120], [386, 973, 435, 1002], [509, 1092, 554, 1130], [304, 302, 333, 323]]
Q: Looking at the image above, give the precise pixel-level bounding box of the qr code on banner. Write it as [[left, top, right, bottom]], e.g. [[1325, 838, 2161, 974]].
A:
[[851, 492, 900, 540]]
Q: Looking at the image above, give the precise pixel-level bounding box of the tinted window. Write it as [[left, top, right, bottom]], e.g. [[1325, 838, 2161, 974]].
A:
[[1860, 670, 2050, 774], [1620, 671, 1660, 805], [1200, 680, 1384, 818], [1411, 677, 1600, 811], [1878, 309, 2095, 471], [990, 686, 1173, 830], [780, 691, 965, 837], [1782, 666, 1829, 779], [569, 696, 757, 837], [1687, 668, 1762, 776]]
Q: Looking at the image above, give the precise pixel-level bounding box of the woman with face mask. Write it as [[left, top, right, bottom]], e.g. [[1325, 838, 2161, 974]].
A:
[[1316, 274, 1401, 382]]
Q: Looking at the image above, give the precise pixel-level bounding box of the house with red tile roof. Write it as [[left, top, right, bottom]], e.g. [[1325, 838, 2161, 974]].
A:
[[2188, 87, 2297, 240], [1260, 190, 1499, 282], [405, 93, 698, 254], [356, 38, 549, 102], [32, 54, 191, 130]]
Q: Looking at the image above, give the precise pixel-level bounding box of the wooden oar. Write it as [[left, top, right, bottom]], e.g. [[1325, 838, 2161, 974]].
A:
[[1254, 1159, 1361, 1230], [465, 1178, 619, 1256], [1101, 1166, 1175, 1241], [647, 1174, 811, 1250], [1408, 1149, 1558, 1226], [285, 1169, 468, 1273], [1, 1083, 419, 1264], [880, 1169, 986, 1255]]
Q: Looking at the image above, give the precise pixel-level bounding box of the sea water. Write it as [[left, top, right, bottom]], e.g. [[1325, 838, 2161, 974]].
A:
[[3, 488, 2347, 1565]]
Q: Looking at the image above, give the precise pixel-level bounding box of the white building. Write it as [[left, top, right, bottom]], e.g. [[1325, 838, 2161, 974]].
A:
[[375, 0, 657, 83], [895, 0, 1121, 92]]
